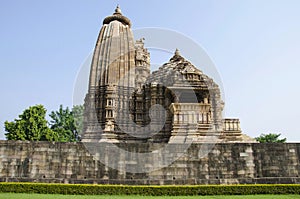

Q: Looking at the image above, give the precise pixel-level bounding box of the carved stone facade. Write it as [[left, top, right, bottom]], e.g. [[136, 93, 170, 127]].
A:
[[0, 7, 297, 186], [82, 6, 256, 143], [1, 141, 300, 185]]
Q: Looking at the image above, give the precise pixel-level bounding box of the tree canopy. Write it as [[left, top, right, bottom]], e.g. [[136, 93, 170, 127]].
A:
[[4, 104, 83, 142], [72, 105, 84, 136], [4, 105, 58, 141], [255, 133, 287, 143], [49, 105, 82, 142]]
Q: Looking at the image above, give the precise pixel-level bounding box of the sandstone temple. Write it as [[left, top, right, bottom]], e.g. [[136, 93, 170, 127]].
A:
[[81, 6, 255, 144], [1, 6, 300, 185]]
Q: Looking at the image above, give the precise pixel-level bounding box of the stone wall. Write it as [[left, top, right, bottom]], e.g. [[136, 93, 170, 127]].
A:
[[0, 140, 299, 185]]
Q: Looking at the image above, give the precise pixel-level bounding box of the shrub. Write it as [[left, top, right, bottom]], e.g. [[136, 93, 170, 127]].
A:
[[0, 183, 299, 196]]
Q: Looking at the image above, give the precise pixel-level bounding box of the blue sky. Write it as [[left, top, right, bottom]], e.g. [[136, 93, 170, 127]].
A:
[[0, 0, 300, 141]]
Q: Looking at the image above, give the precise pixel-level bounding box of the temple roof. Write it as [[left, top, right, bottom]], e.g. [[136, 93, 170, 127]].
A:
[[103, 5, 132, 27], [147, 49, 212, 88]]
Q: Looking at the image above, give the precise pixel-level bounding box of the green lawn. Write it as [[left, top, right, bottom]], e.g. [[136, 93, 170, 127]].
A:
[[0, 194, 300, 199]]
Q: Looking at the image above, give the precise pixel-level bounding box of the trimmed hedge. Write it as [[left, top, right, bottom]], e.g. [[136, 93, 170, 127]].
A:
[[0, 183, 300, 196]]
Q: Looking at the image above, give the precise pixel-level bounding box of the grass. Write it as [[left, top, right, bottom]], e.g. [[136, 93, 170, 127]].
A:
[[0, 194, 300, 199]]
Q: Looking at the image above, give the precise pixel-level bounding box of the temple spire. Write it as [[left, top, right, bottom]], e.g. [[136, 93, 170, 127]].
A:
[[103, 5, 131, 27], [114, 5, 122, 15], [175, 48, 180, 56], [169, 48, 184, 62]]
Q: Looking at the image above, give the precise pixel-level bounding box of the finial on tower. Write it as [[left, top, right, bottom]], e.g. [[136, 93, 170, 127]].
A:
[[114, 4, 122, 14], [103, 4, 131, 27], [175, 48, 180, 56]]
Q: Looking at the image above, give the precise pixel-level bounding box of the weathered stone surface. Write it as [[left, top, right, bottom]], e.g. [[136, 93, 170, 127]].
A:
[[81, 6, 256, 143], [0, 141, 299, 185]]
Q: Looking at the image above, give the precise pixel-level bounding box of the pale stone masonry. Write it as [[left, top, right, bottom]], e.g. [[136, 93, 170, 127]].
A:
[[1, 141, 300, 184], [82, 6, 256, 143], [4, 6, 291, 185]]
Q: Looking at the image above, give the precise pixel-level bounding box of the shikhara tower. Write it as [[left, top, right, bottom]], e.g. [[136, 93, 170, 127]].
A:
[[82, 6, 255, 143]]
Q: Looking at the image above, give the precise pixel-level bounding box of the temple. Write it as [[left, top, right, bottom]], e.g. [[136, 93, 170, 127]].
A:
[[3, 6, 300, 185], [82, 6, 255, 143]]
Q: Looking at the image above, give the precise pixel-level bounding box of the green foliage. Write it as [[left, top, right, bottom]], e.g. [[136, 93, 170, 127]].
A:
[[0, 194, 298, 199], [72, 105, 84, 135], [4, 104, 84, 142], [0, 183, 300, 196], [255, 133, 287, 143], [4, 105, 58, 141], [49, 105, 83, 142]]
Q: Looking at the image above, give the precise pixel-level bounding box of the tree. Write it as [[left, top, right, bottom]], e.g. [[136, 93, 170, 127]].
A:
[[4, 105, 58, 141], [255, 133, 287, 143], [72, 105, 84, 136], [49, 105, 83, 142]]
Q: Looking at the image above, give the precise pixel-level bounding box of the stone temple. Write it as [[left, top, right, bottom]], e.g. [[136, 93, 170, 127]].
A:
[[2, 6, 300, 185], [81, 6, 255, 143]]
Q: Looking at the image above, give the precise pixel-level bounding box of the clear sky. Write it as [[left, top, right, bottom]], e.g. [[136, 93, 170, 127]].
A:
[[0, 0, 300, 141]]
